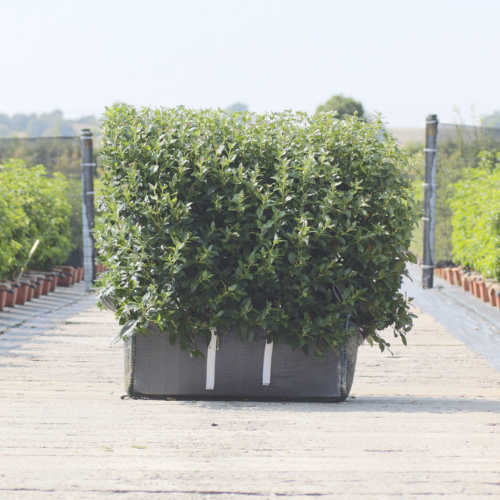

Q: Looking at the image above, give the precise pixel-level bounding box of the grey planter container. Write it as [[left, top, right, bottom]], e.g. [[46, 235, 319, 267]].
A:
[[123, 325, 362, 402]]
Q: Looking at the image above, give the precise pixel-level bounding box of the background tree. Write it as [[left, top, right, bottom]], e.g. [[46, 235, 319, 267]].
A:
[[226, 102, 248, 112], [315, 94, 364, 118], [483, 110, 500, 128], [0, 110, 98, 137]]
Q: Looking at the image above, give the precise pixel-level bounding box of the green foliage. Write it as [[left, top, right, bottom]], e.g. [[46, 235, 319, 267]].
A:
[[451, 151, 500, 278], [315, 95, 364, 119], [0, 136, 88, 265], [0, 172, 30, 279], [0, 137, 81, 178], [411, 123, 500, 262], [95, 105, 419, 355], [409, 179, 424, 258], [0, 160, 73, 278]]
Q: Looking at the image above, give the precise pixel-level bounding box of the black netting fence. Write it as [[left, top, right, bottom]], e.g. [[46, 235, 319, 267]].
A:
[[0, 137, 81, 178], [411, 123, 500, 264], [0, 137, 85, 267]]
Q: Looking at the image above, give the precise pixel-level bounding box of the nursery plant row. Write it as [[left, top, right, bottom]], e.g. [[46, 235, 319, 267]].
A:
[[435, 266, 500, 310], [0, 266, 83, 312], [0, 264, 107, 313], [0, 159, 98, 314], [0, 159, 74, 278]]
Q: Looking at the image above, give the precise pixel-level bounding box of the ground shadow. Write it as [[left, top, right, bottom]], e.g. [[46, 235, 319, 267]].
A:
[[169, 396, 500, 414]]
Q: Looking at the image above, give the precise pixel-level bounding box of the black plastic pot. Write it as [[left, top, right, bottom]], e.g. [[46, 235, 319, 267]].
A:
[[102, 295, 362, 402], [123, 325, 362, 402]]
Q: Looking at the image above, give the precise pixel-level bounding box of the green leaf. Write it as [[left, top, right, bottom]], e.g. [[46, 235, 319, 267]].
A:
[[240, 297, 252, 313], [120, 319, 139, 339]]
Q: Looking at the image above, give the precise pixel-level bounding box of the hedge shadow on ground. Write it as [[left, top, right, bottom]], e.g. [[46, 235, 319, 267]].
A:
[[176, 397, 500, 414]]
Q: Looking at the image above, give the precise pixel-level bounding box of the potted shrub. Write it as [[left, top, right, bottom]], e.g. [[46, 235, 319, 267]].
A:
[[26, 272, 53, 295], [54, 267, 74, 287], [46, 272, 58, 292], [0, 285, 9, 311], [487, 282, 500, 307], [0, 283, 16, 308], [462, 273, 471, 292], [96, 106, 418, 401], [12, 281, 28, 305], [473, 277, 484, 298], [20, 280, 36, 302], [28, 276, 44, 299]]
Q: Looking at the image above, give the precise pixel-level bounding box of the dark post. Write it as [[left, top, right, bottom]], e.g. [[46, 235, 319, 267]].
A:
[[422, 115, 438, 289], [81, 129, 95, 292]]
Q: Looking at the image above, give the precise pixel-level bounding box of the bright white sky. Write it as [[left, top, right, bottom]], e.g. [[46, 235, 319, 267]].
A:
[[1, 0, 499, 127]]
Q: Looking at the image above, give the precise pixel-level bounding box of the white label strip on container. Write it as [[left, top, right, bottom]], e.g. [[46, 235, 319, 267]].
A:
[[262, 341, 274, 386], [205, 329, 218, 390]]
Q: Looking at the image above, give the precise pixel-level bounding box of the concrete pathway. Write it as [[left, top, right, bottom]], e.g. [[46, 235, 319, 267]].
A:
[[1, 295, 500, 499], [0, 282, 87, 334], [404, 264, 500, 372]]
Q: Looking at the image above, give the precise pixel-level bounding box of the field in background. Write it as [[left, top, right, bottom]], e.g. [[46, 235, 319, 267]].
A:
[[388, 128, 424, 146]]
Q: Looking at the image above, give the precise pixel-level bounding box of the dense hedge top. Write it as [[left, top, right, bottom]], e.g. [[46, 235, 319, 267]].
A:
[[0, 160, 73, 279], [96, 106, 418, 356]]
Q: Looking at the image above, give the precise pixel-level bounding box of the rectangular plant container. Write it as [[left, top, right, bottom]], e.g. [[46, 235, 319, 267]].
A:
[[124, 325, 362, 402]]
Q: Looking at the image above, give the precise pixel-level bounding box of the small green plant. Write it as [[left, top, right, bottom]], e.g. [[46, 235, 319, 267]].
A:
[[95, 105, 418, 355], [451, 151, 500, 278]]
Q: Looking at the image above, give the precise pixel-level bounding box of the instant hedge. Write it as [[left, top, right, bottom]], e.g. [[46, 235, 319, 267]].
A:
[[451, 151, 500, 278], [95, 105, 419, 356], [0, 160, 73, 279]]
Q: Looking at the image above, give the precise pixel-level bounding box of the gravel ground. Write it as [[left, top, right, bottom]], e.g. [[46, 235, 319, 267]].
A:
[[1, 296, 500, 499]]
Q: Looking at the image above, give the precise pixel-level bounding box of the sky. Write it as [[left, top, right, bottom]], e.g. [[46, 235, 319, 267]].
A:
[[1, 0, 499, 127]]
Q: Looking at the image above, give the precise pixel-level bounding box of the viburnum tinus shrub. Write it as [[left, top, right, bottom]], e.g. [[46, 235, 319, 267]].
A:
[[95, 105, 418, 356]]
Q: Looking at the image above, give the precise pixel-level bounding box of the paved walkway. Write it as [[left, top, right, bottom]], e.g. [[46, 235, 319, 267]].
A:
[[0, 282, 87, 334], [1, 294, 500, 499]]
